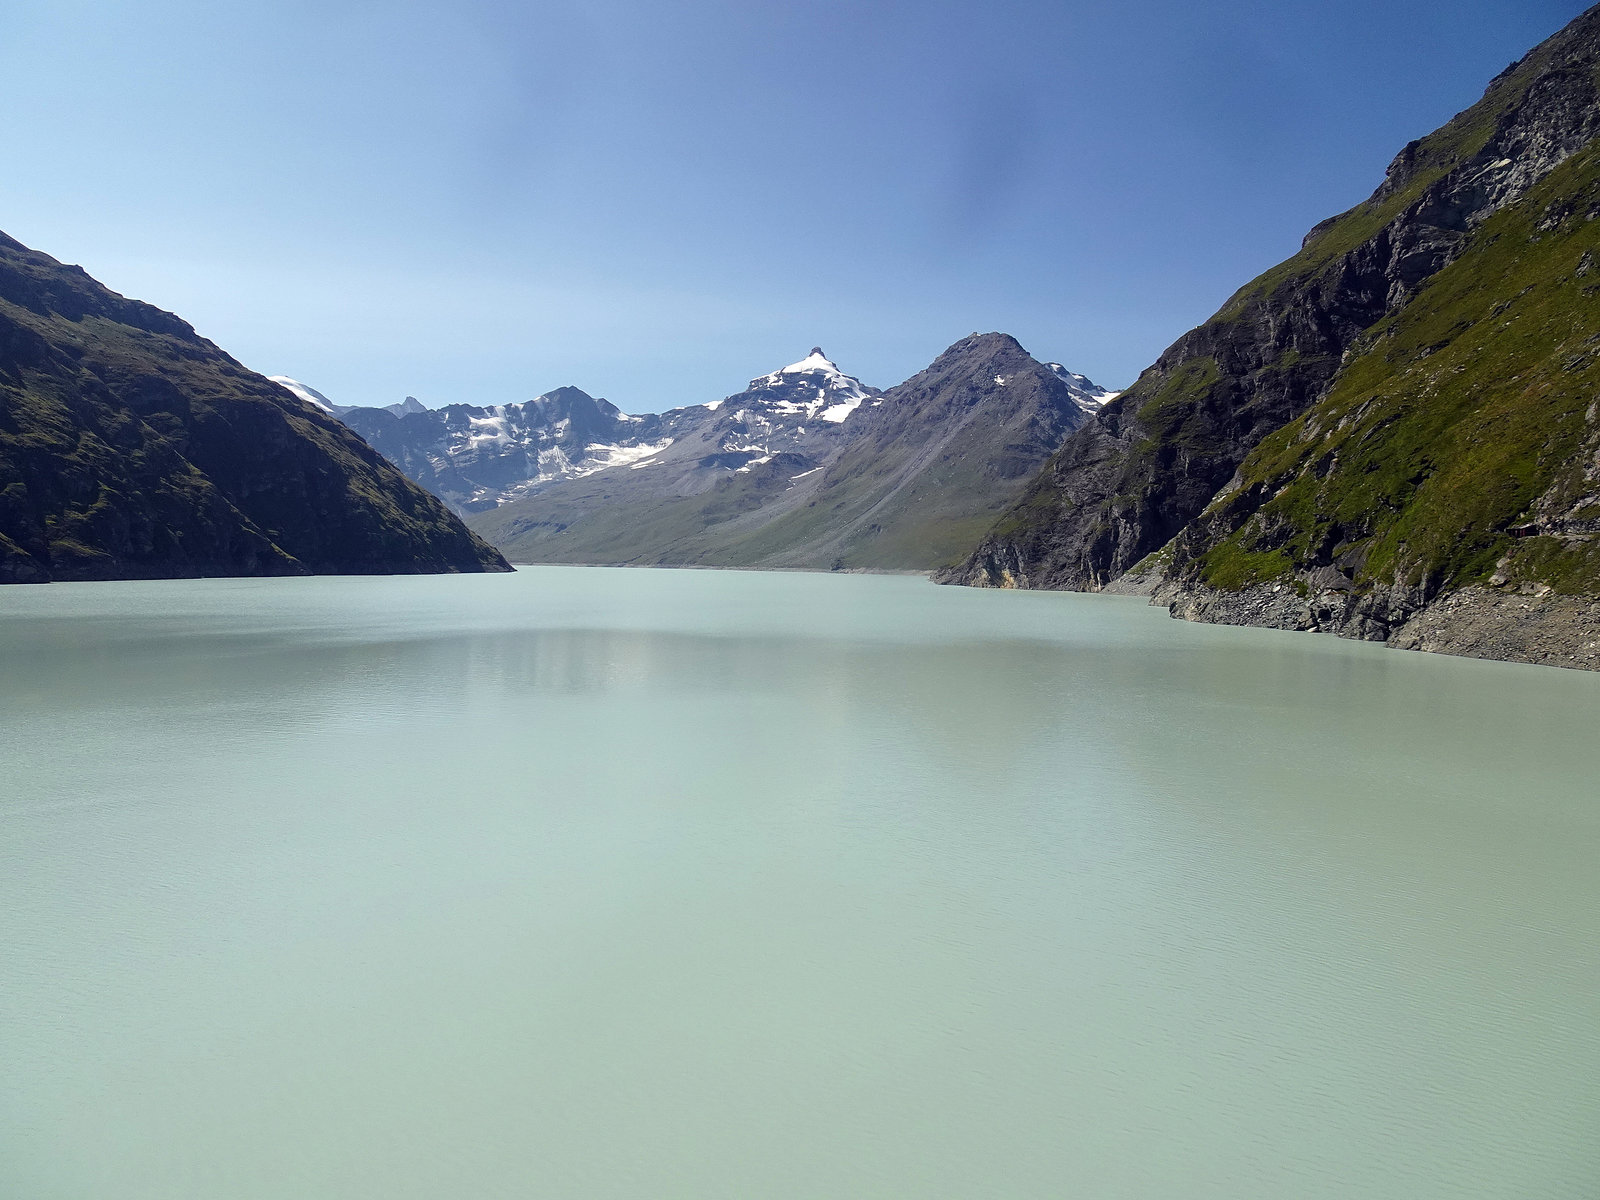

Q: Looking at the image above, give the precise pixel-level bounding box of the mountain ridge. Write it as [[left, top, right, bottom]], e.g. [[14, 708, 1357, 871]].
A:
[[0, 232, 509, 583]]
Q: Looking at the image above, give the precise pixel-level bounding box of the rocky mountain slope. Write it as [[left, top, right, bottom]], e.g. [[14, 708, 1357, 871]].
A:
[[942, 4, 1600, 669], [0, 233, 509, 582], [469, 334, 1113, 569]]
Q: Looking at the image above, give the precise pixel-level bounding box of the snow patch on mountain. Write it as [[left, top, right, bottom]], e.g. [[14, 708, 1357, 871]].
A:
[[1047, 364, 1119, 410], [467, 413, 512, 447], [270, 376, 339, 413], [746, 347, 872, 424], [583, 438, 675, 474], [270, 377, 429, 418]]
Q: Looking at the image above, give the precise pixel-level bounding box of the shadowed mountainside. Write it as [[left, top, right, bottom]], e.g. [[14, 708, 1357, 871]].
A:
[[0, 232, 509, 582]]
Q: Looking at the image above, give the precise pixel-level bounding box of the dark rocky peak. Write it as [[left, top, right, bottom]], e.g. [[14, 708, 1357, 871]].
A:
[[521, 385, 607, 424], [417, 386, 639, 447], [1371, 5, 1600, 217], [529, 384, 600, 410], [883, 333, 1085, 413], [928, 331, 1029, 369]]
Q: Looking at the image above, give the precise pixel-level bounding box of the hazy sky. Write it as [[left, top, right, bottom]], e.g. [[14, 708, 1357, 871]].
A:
[[0, 0, 1589, 411]]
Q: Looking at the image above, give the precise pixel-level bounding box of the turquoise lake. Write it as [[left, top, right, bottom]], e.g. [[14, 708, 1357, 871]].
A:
[[2, 566, 1597, 1198]]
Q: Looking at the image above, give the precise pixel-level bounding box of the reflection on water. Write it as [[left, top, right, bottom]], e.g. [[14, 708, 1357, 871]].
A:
[[1, 567, 1598, 1199]]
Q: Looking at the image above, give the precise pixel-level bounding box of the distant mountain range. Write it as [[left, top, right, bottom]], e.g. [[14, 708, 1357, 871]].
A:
[[335, 385, 662, 511], [940, 2, 1600, 670], [470, 336, 1114, 570], [295, 340, 1115, 570], [0, 235, 507, 582]]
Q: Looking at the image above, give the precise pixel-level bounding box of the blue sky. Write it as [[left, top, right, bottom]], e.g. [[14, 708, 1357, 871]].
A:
[[0, 0, 1589, 411]]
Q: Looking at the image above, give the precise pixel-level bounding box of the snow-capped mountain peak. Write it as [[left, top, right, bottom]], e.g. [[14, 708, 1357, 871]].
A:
[[777, 347, 838, 375], [269, 376, 339, 414], [747, 348, 874, 424], [1046, 364, 1120, 412], [285, 341, 1111, 533]]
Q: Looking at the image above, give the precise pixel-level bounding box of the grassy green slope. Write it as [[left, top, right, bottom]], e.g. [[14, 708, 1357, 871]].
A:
[[467, 457, 808, 566], [724, 422, 1042, 570], [1189, 143, 1600, 597]]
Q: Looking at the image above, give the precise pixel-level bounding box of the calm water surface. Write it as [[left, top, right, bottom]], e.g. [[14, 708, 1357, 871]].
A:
[[2, 567, 1598, 1198]]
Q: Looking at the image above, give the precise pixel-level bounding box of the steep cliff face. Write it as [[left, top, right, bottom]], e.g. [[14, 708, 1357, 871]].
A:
[[1154, 134, 1600, 668], [0, 233, 509, 582], [944, 5, 1600, 602]]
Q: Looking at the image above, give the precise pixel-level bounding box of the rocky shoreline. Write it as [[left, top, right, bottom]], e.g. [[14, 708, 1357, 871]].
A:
[[1154, 576, 1600, 671]]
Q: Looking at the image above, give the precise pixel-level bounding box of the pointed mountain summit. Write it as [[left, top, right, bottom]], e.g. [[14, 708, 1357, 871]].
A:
[[741, 332, 1106, 568], [676, 348, 882, 473], [739, 348, 874, 424]]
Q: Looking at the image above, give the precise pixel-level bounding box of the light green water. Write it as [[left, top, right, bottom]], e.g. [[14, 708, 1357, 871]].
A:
[[2, 566, 1597, 1199]]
